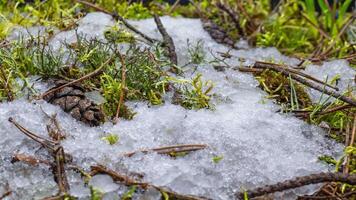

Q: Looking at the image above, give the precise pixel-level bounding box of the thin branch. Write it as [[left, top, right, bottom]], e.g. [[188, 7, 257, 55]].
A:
[[75, 0, 157, 44], [240, 62, 356, 106], [235, 172, 356, 199], [38, 57, 113, 99], [153, 14, 178, 68], [122, 144, 207, 157], [12, 153, 52, 166], [90, 164, 210, 200], [255, 61, 339, 91], [8, 117, 57, 151], [0, 182, 11, 200], [216, 2, 245, 37], [114, 52, 126, 124]]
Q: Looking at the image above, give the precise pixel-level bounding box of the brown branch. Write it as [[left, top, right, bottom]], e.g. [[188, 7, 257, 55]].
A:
[[0, 182, 11, 200], [240, 62, 356, 106], [153, 14, 178, 68], [11, 153, 52, 166], [9, 117, 70, 196], [216, 2, 245, 37], [254, 61, 339, 91], [53, 147, 70, 194], [122, 144, 207, 157], [90, 164, 210, 200], [114, 53, 126, 124], [8, 117, 57, 151], [75, 0, 157, 44], [235, 172, 356, 199], [38, 57, 113, 100]]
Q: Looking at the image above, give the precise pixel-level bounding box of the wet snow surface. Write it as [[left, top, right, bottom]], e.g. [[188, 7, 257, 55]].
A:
[[1, 12, 354, 199]]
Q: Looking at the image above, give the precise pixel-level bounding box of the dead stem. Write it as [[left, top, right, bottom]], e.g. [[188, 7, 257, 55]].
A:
[[236, 172, 356, 199], [90, 164, 210, 200], [9, 117, 70, 196], [255, 61, 339, 91], [114, 52, 126, 124], [75, 0, 157, 44], [238, 62, 356, 106], [38, 57, 113, 100], [8, 117, 57, 151], [122, 144, 207, 157], [153, 14, 178, 72], [12, 153, 52, 166], [0, 182, 12, 200], [216, 2, 245, 37]]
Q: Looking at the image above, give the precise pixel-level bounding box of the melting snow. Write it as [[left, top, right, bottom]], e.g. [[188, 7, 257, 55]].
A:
[[1, 13, 351, 200]]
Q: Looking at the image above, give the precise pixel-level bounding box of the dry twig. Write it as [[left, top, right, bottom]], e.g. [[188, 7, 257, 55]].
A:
[[238, 62, 356, 106], [38, 57, 113, 99], [75, 0, 157, 44], [114, 53, 127, 124], [236, 172, 356, 199], [216, 2, 245, 37], [123, 144, 207, 157], [90, 164, 210, 200], [9, 117, 70, 196], [153, 14, 178, 70]]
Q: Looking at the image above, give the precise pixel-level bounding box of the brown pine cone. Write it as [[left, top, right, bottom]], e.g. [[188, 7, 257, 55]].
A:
[[202, 19, 236, 48], [44, 80, 105, 126]]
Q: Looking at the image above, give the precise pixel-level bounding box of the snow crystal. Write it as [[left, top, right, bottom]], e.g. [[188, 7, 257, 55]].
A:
[[1, 14, 347, 200]]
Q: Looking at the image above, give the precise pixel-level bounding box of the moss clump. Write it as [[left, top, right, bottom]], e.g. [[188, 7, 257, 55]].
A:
[[255, 69, 312, 111]]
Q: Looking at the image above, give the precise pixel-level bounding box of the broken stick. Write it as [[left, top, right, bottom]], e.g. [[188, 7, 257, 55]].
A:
[[239, 62, 356, 106], [75, 0, 157, 44], [38, 57, 113, 99], [9, 117, 70, 196], [153, 14, 178, 71], [90, 164, 210, 200], [122, 144, 207, 157], [235, 172, 356, 199]]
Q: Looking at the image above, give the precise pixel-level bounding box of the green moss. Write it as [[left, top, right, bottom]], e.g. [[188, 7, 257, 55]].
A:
[[255, 69, 312, 111]]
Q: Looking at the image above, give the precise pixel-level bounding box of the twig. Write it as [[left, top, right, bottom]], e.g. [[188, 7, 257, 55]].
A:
[[90, 164, 210, 200], [75, 0, 157, 44], [8, 117, 57, 151], [216, 2, 245, 37], [90, 165, 146, 186], [240, 62, 356, 106], [235, 172, 356, 199], [292, 104, 353, 118], [9, 117, 70, 196], [114, 53, 126, 124], [253, 61, 339, 91], [0, 182, 11, 200], [122, 144, 207, 157], [38, 57, 113, 99], [153, 14, 178, 68], [11, 153, 52, 166]]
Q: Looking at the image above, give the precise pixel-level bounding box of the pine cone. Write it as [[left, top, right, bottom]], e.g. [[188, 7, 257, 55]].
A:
[[44, 80, 105, 126], [202, 19, 235, 48]]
